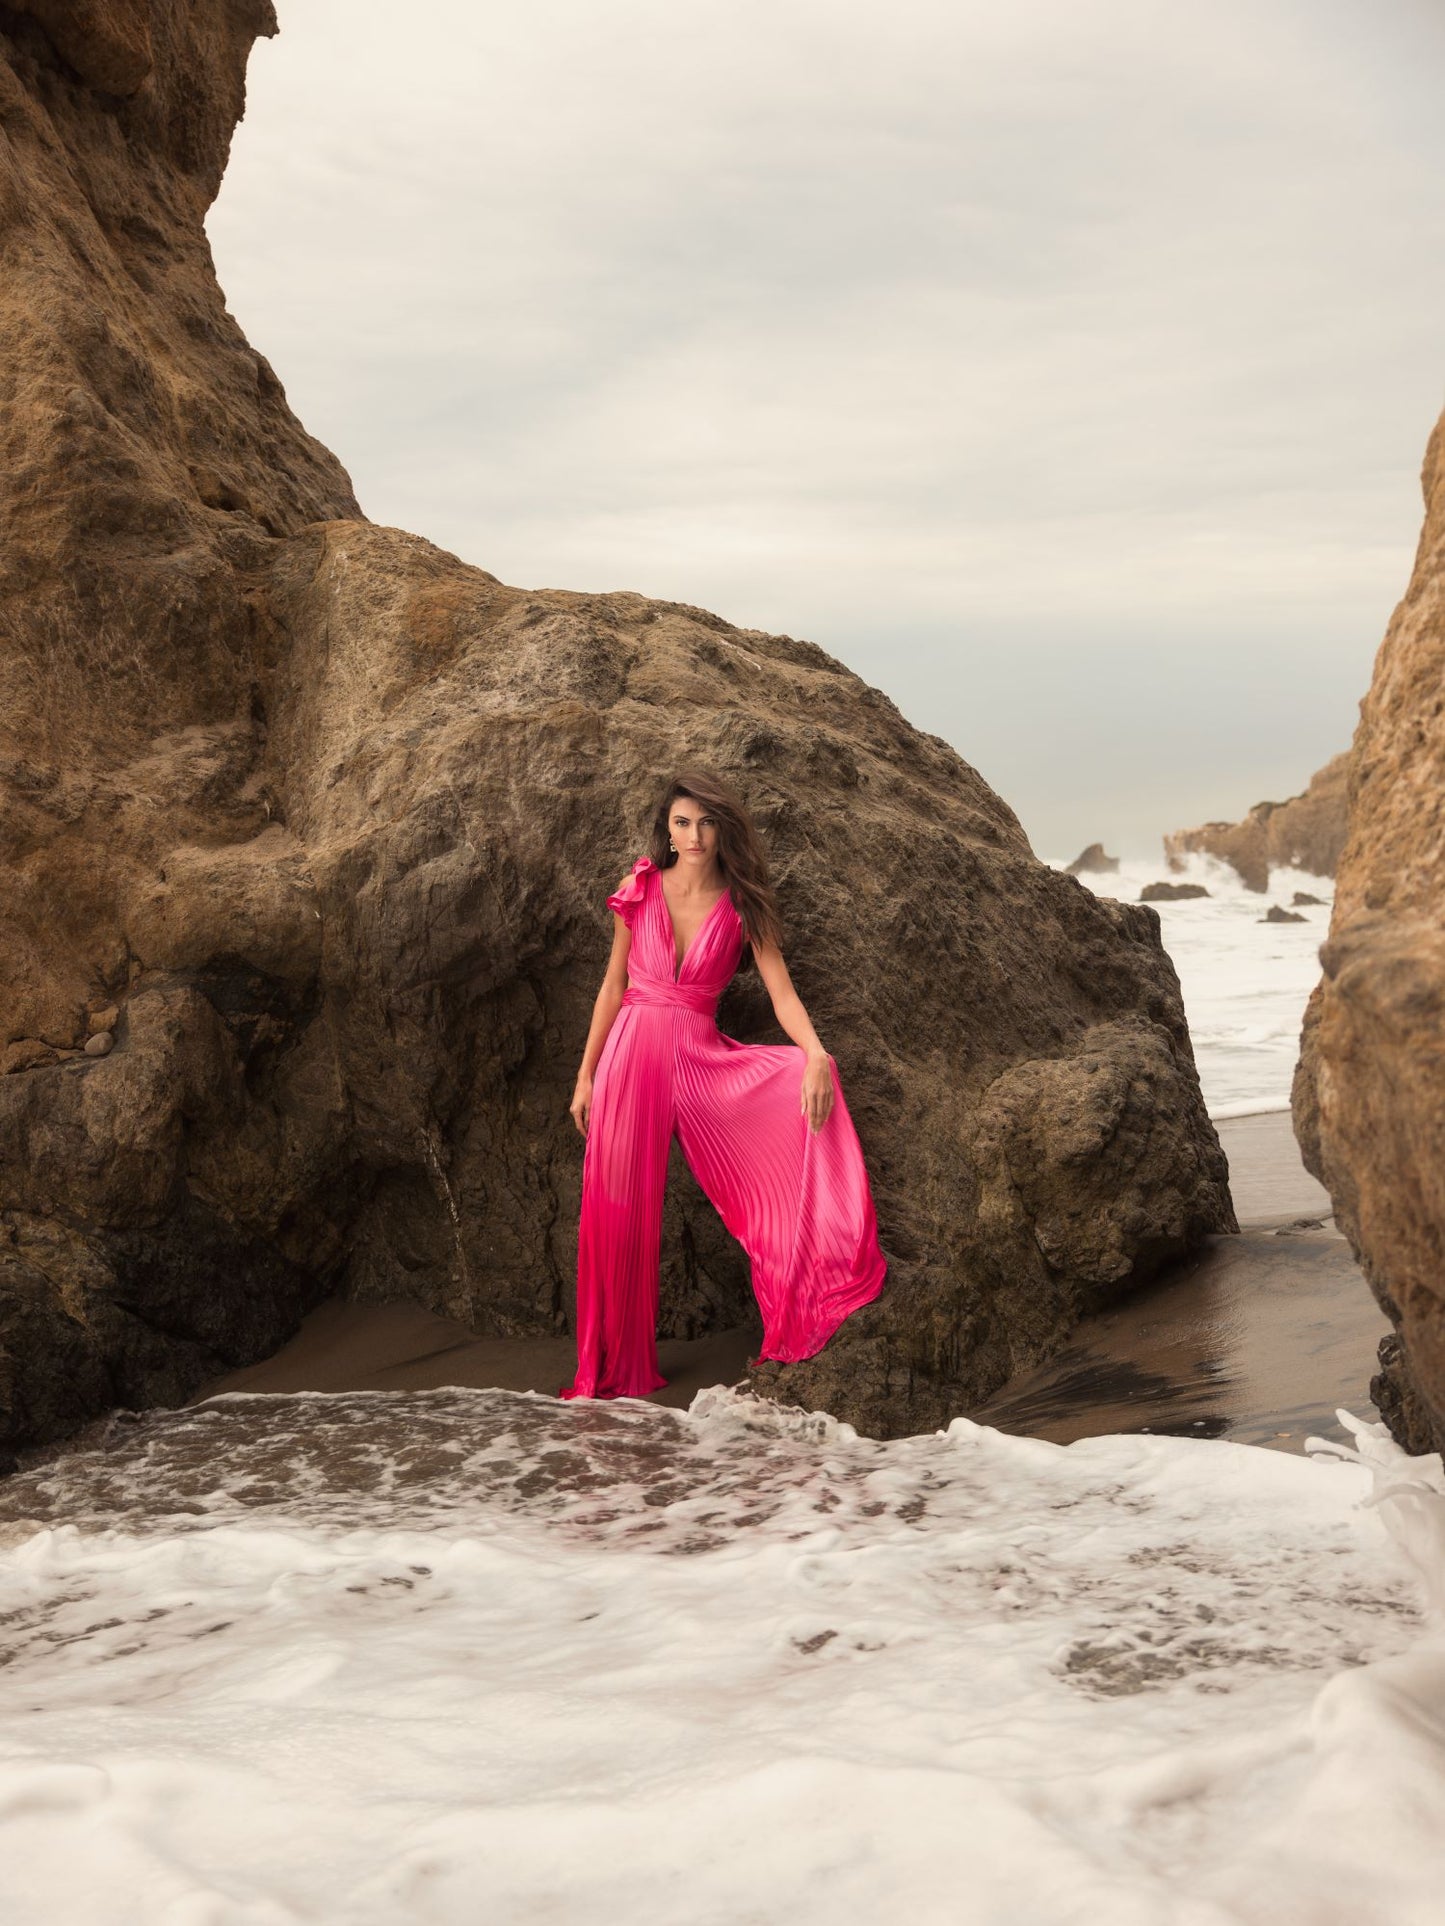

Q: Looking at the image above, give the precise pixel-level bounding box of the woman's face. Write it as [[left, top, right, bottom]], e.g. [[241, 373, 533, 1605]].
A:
[[668, 796, 720, 867]]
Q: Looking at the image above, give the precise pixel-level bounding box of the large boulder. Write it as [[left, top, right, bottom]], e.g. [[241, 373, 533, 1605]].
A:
[[1294, 410, 1445, 1454], [0, 2, 1235, 1450], [1164, 754, 1350, 892]]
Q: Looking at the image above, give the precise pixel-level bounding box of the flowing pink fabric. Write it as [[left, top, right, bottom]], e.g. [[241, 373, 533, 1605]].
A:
[[559, 857, 888, 1400]]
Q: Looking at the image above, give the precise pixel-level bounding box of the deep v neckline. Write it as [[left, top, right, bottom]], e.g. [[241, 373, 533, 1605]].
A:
[[658, 869, 730, 982]]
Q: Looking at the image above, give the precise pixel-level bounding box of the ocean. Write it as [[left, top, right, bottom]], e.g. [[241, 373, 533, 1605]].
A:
[[1050, 851, 1333, 1121]]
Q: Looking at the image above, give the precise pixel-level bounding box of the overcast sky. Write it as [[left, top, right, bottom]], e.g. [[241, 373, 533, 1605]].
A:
[[207, 0, 1445, 859]]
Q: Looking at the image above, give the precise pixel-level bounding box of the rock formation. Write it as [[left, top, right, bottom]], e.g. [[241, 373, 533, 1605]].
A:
[[1064, 843, 1119, 876], [1140, 883, 1209, 903], [0, 1, 1234, 1452], [1294, 409, 1445, 1457], [1165, 754, 1349, 892]]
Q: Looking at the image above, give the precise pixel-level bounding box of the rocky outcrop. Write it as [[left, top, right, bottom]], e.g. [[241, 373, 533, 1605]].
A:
[[1141, 883, 1209, 903], [1064, 843, 1119, 876], [1294, 410, 1445, 1456], [0, 2, 1235, 1451], [1165, 754, 1350, 892]]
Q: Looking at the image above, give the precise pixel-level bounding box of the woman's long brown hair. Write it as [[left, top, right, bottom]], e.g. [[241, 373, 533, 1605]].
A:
[[646, 770, 783, 952]]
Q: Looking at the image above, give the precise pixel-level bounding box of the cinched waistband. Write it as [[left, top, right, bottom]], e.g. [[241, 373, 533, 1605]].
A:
[[622, 980, 719, 1016]]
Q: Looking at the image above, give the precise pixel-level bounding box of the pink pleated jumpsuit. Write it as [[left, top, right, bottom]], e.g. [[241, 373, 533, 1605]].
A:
[[559, 856, 888, 1400]]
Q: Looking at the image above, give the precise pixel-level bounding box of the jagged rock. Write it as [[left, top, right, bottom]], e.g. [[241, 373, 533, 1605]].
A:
[[1292, 892, 1326, 908], [1368, 1333, 1442, 1457], [1140, 882, 1209, 903], [1064, 843, 1119, 875], [1261, 906, 1307, 924], [1294, 405, 1445, 1457], [0, 2, 1235, 1450], [1164, 754, 1350, 892]]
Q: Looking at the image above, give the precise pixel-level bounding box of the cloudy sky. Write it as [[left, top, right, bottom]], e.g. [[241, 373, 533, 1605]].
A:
[[208, 0, 1445, 859]]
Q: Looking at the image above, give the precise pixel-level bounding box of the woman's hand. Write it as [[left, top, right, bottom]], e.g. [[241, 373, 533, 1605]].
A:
[[800, 1051, 834, 1135], [570, 1072, 594, 1137]]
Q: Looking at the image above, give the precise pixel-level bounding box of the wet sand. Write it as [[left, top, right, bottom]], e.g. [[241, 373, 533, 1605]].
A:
[[1207, 1107, 1332, 1229], [972, 1111, 1390, 1452], [200, 1306, 758, 1411], [198, 1112, 1390, 1452]]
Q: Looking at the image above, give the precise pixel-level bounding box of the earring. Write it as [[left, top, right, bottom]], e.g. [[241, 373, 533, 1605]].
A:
[[669, 839, 677, 852]]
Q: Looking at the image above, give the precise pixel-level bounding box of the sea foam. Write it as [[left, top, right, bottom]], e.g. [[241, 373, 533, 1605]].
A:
[[0, 1384, 1440, 1922], [1053, 851, 1333, 1119]]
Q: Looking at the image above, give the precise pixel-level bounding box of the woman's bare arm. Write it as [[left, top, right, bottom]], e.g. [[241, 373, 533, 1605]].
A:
[[570, 897, 633, 1135], [751, 938, 835, 1134]]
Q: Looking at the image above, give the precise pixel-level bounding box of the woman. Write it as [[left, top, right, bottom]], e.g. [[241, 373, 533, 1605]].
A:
[[559, 770, 887, 1401]]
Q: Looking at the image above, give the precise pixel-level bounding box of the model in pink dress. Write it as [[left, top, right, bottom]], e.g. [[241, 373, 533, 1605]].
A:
[[559, 774, 887, 1401]]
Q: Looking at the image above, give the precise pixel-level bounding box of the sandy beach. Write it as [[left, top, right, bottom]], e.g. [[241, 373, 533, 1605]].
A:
[[197, 1110, 1389, 1451]]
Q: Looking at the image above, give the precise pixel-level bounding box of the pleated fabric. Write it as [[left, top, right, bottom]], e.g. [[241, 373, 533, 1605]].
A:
[[559, 856, 888, 1400]]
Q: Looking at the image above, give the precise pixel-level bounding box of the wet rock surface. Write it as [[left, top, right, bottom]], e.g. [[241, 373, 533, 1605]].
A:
[[0, 3, 1231, 1450]]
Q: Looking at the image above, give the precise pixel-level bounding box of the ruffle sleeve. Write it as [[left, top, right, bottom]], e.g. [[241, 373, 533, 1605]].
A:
[[606, 856, 656, 929]]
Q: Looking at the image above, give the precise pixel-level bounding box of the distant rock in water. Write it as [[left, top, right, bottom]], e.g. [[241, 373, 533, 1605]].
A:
[[0, 4, 1234, 1452], [1294, 406, 1445, 1459], [1164, 754, 1350, 892], [1292, 892, 1327, 908], [1064, 843, 1120, 876], [1261, 906, 1307, 924], [1141, 883, 1210, 903]]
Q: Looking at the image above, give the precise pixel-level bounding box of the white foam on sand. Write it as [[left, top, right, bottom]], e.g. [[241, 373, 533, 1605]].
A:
[[1, 1386, 1443, 1923], [1051, 852, 1333, 1120]]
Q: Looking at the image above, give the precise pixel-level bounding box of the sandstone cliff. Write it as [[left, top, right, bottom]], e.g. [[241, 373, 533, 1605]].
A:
[[0, 1, 1234, 1450], [1294, 413, 1445, 1456], [1164, 754, 1349, 892]]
